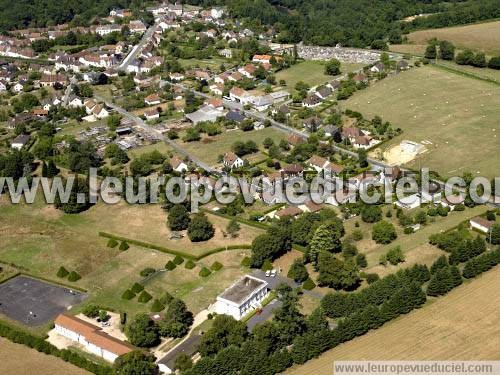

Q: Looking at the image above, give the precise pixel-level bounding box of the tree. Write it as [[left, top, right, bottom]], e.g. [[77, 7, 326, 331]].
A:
[[187, 213, 215, 242], [426, 267, 453, 296], [430, 255, 449, 274], [385, 246, 405, 265], [287, 258, 309, 283], [439, 40, 455, 60], [360, 205, 382, 223], [125, 314, 160, 347], [372, 221, 397, 244], [82, 304, 99, 318], [488, 56, 500, 70], [54, 177, 92, 214], [425, 43, 437, 60], [455, 49, 474, 65], [325, 58, 341, 75], [174, 353, 193, 372], [167, 204, 190, 231], [158, 298, 193, 338], [472, 52, 487, 68], [226, 218, 241, 238], [356, 253, 367, 268], [317, 252, 360, 290], [114, 350, 158, 375], [198, 315, 248, 357], [357, 148, 368, 168], [491, 224, 500, 245], [308, 219, 345, 265]]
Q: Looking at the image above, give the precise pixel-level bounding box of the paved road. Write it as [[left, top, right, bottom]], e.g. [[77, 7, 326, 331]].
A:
[[95, 94, 215, 172], [118, 22, 159, 71]]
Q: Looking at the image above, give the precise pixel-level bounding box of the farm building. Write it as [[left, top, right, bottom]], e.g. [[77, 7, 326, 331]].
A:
[[469, 216, 493, 234]]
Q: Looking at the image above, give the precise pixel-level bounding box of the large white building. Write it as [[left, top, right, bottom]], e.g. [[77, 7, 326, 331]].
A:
[[213, 275, 269, 320], [54, 314, 133, 363]]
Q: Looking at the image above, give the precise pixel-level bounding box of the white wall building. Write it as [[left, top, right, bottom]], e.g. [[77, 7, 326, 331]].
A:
[[213, 275, 269, 320]]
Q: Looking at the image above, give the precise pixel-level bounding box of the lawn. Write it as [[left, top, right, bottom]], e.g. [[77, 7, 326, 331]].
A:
[[175, 127, 285, 166], [435, 60, 500, 83], [343, 65, 500, 179], [0, 337, 89, 375], [276, 61, 364, 91], [286, 264, 500, 375], [406, 20, 500, 56]]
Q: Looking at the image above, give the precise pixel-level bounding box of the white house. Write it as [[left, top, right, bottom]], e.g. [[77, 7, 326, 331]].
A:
[[229, 87, 253, 105], [470, 216, 493, 234], [170, 156, 188, 173], [223, 152, 244, 170], [395, 193, 421, 210], [54, 314, 133, 363], [212, 275, 269, 320]]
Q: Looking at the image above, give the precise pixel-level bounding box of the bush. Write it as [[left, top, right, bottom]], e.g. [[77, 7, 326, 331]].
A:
[[122, 289, 136, 300], [240, 256, 251, 267], [82, 304, 100, 318], [365, 273, 380, 284], [56, 266, 69, 278], [386, 246, 405, 265], [302, 277, 316, 290], [67, 271, 81, 282], [173, 255, 184, 265], [210, 261, 223, 271], [199, 267, 212, 277], [165, 261, 176, 271], [352, 229, 363, 241], [131, 282, 144, 294], [140, 268, 156, 277], [403, 227, 414, 234], [185, 260, 196, 269], [159, 292, 174, 305], [151, 299, 165, 312], [138, 291, 153, 303], [372, 220, 397, 244], [261, 259, 273, 271], [119, 241, 129, 251], [107, 238, 118, 248]]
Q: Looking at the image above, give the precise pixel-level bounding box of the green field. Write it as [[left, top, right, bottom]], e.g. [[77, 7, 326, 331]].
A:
[[343, 65, 500, 179], [276, 61, 364, 91], [434, 60, 500, 84]]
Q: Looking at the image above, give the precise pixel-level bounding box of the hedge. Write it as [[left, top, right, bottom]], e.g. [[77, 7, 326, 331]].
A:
[[302, 278, 316, 290], [140, 268, 155, 277], [185, 260, 196, 269], [56, 266, 69, 278], [119, 241, 129, 251], [138, 290, 153, 303], [210, 261, 223, 271], [151, 299, 165, 312], [131, 282, 144, 294], [173, 255, 184, 265], [165, 261, 176, 271], [199, 267, 212, 277], [0, 321, 112, 375], [67, 271, 81, 282], [107, 238, 118, 248], [462, 248, 500, 279], [240, 257, 251, 267], [121, 289, 135, 300]]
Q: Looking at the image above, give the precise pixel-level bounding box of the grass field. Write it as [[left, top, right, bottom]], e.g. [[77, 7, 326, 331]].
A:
[[343, 65, 500, 179], [175, 127, 285, 166], [287, 264, 500, 374], [406, 20, 500, 56], [0, 337, 89, 375], [435, 60, 500, 83], [276, 61, 364, 91]]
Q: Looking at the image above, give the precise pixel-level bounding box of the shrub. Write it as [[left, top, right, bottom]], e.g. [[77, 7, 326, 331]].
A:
[[120, 312, 127, 325], [365, 273, 380, 284], [140, 268, 156, 277], [240, 256, 251, 267], [119, 241, 130, 251], [151, 299, 165, 312], [67, 271, 81, 282], [159, 292, 174, 305], [210, 261, 223, 271], [185, 260, 196, 269], [107, 238, 118, 248], [138, 290, 153, 303], [165, 261, 176, 271], [352, 229, 363, 241], [261, 259, 273, 271], [131, 282, 144, 294], [372, 220, 397, 244], [404, 226, 414, 234], [122, 289, 136, 300], [82, 304, 100, 318], [386, 246, 405, 265], [199, 267, 212, 277], [302, 277, 316, 290], [173, 255, 184, 265], [56, 266, 69, 278]]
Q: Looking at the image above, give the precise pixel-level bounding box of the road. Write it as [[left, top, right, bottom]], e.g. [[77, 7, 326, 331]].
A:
[[94, 94, 215, 172], [118, 22, 159, 71]]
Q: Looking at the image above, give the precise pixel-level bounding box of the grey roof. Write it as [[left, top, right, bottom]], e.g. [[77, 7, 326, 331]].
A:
[[186, 105, 223, 125], [219, 275, 267, 305], [226, 110, 245, 123], [12, 134, 30, 145]]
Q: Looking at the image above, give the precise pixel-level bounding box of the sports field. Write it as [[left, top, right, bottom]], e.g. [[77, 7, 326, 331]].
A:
[[287, 264, 500, 375], [343, 65, 500, 179], [0, 337, 89, 375], [406, 21, 500, 56]]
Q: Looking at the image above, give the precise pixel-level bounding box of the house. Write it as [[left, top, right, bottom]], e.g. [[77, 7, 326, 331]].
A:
[[469, 216, 493, 234], [33, 108, 49, 118], [0, 80, 7, 92], [39, 73, 67, 87], [299, 200, 324, 214], [441, 194, 464, 211], [229, 87, 252, 105], [421, 182, 442, 204], [68, 96, 84, 108], [95, 24, 121, 36], [395, 193, 421, 210], [315, 86, 332, 100], [211, 8, 225, 19], [303, 116, 323, 133], [214, 72, 231, 85], [370, 62, 385, 73], [238, 64, 256, 79], [397, 60, 410, 70], [251, 95, 273, 112], [144, 93, 161, 106], [327, 80, 341, 91], [54, 314, 134, 363], [353, 135, 377, 149], [324, 162, 344, 176], [275, 205, 303, 219], [212, 275, 269, 320], [223, 152, 244, 169], [252, 54, 281, 64], [228, 71, 243, 82], [323, 125, 340, 138], [206, 98, 223, 110], [169, 72, 185, 82], [11, 82, 23, 93], [209, 83, 224, 96], [282, 164, 303, 179], [302, 94, 322, 108], [225, 110, 245, 123], [380, 166, 401, 184], [287, 134, 305, 147], [129, 20, 147, 34], [144, 108, 160, 120], [11, 134, 30, 150], [170, 156, 188, 173], [307, 155, 329, 172], [185, 105, 223, 125], [269, 90, 290, 103], [90, 105, 109, 119], [353, 72, 368, 83], [219, 49, 232, 58]]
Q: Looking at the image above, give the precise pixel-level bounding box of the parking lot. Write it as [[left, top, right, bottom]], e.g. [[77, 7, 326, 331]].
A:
[[0, 276, 87, 327]]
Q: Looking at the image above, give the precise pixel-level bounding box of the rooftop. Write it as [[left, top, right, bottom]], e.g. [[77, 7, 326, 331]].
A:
[[219, 275, 267, 305]]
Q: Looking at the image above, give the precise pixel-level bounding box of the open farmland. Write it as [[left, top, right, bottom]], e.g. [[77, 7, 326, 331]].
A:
[[343, 65, 500, 179], [406, 21, 500, 56], [0, 338, 89, 375], [287, 264, 500, 375]]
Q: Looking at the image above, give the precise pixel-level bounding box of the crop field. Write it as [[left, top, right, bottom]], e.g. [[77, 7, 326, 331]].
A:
[[287, 264, 500, 375], [343, 65, 500, 179], [276, 61, 364, 91], [405, 21, 500, 56], [0, 337, 89, 375]]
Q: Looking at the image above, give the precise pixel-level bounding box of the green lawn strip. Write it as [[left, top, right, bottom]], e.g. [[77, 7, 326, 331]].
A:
[[432, 62, 500, 86]]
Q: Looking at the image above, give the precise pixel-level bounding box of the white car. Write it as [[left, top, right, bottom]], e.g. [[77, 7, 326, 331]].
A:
[[265, 270, 271, 277], [270, 269, 277, 277]]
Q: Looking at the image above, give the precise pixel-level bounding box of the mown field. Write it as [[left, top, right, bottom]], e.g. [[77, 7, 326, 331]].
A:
[[405, 20, 500, 56], [343, 65, 500, 179], [0, 337, 89, 375], [287, 264, 500, 375]]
